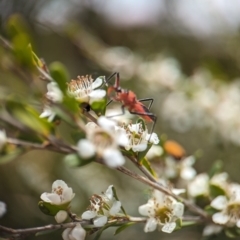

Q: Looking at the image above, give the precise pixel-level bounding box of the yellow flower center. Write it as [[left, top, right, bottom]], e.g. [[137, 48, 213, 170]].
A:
[[155, 206, 172, 223]]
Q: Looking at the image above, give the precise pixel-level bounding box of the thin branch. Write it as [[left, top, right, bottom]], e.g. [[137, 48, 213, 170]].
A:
[[116, 166, 209, 220], [7, 137, 76, 154]]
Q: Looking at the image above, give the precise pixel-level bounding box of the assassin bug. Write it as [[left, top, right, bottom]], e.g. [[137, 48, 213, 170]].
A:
[[105, 72, 157, 135]]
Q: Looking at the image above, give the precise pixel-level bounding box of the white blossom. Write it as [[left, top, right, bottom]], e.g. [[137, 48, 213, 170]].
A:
[[210, 172, 229, 193], [145, 145, 164, 160], [46, 82, 63, 102], [203, 224, 222, 236], [77, 117, 128, 168], [123, 123, 159, 152], [211, 183, 240, 228], [81, 185, 122, 228], [55, 210, 68, 223], [39, 105, 56, 122], [138, 188, 184, 233], [68, 75, 106, 104], [188, 173, 209, 198], [62, 223, 86, 240], [40, 82, 62, 121], [0, 130, 7, 150], [0, 201, 6, 218], [41, 180, 75, 206]]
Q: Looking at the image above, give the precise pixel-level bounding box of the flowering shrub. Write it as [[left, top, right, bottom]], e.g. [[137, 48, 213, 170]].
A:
[[1, 16, 240, 240]]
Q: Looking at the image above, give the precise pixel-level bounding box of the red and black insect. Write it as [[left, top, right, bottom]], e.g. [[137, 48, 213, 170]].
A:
[[105, 72, 157, 134]]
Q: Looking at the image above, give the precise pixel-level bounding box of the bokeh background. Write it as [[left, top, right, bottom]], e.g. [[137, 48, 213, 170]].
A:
[[1, 0, 240, 239]]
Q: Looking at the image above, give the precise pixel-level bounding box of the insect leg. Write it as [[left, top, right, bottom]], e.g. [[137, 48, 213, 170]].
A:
[[129, 110, 157, 138], [138, 98, 154, 110], [105, 72, 118, 85]]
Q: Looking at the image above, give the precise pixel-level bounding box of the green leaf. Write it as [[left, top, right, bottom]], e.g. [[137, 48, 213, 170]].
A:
[[7, 15, 35, 69], [209, 160, 223, 178], [136, 118, 146, 131], [62, 95, 81, 114], [93, 223, 116, 240], [181, 221, 196, 227], [225, 227, 240, 238], [174, 218, 182, 230], [6, 100, 53, 136], [49, 62, 69, 93], [114, 222, 135, 235], [28, 44, 44, 68], [38, 201, 70, 216], [204, 205, 218, 215], [137, 142, 152, 161], [140, 157, 157, 178], [64, 154, 94, 167], [91, 99, 107, 116], [112, 186, 127, 215], [209, 184, 226, 198]]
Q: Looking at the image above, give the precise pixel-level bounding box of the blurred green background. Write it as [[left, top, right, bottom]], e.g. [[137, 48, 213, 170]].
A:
[[1, 0, 240, 239]]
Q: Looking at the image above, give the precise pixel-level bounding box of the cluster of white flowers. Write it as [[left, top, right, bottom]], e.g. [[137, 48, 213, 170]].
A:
[[82, 185, 122, 227], [138, 185, 184, 233], [40, 82, 63, 121], [122, 122, 159, 152], [77, 117, 129, 168], [77, 117, 160, 168], [40, 180, 75, 223]]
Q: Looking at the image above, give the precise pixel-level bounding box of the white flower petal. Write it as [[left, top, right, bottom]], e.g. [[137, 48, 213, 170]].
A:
[[203, 224, 222, 236], [71, 224, 86, 240], [172, 188, 186, 195], [188, 173, 209, 197], [181, 167, 196, 180], [109, 201, 121, 215], [46, 82, 63, 102], [115, 128, 129, 147], [81, 210, 97, 220], [52, 180, 68, 190], [146, 145, 163, 159], [146, 133, 159, 144], [93, 215, 108, 227], [132, 143, 147, 152], [103, 148, 125, 168], [97, 116, 116, 131], [0, 201, 6, 217], [62, 228, 72, 240], [62, 188, 75, 203], [172, 202, 184, 218], [212, 212, 229, 225], [105, 185, 113, 200], [210, 196, 228, 210], [55, 210, 68, 223], [39, 106, 56, 121], [162, 222, 176, 233], [40, 193, 61, 204], [89, 89, 106, 104], [236, 219, 240, 228], [128, 123, 141, 133], [92, 77, 103, 89], [77, 139, 96, 159], [138, 200, 155, 217], [0, 130, 6, 151], [182, 156, 195, 166], [144, 217, 157, 232]]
